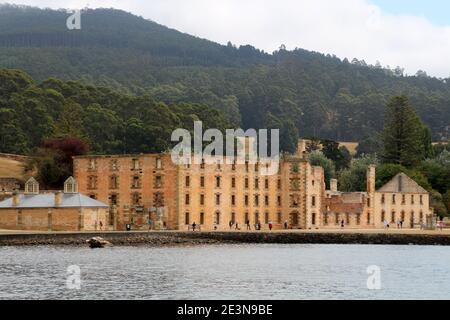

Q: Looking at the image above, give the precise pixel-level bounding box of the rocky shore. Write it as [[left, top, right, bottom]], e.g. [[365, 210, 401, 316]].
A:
[[0, 230, 450, 246]]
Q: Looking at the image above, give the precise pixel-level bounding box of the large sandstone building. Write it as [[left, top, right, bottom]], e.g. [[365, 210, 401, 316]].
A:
[[73, 141, 432, 231]]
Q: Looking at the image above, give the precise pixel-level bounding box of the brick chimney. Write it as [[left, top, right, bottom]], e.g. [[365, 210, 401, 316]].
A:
[[367, 165, 376, 194], [330, 179, 338, 192], [54, 191, 63, 207], [12, 191, 20, 206]]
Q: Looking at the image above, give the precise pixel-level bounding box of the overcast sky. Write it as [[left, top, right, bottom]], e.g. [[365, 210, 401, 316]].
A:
[[4, 0, 450, 77]]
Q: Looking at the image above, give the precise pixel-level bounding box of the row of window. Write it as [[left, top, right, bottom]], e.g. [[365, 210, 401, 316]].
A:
[[381, 194, 424, 205], [185, 175, 282, 190], [88, 174, 285, 191], [323, 212, 366, 226], [88, 175, 165, 190], [185, 193, 283, 207], [106, 192, 165, 207], [87, 158, 163, 171], [380, 210, 424, 223], [184, 211, 284, 225], [197, 160, 280, 173]]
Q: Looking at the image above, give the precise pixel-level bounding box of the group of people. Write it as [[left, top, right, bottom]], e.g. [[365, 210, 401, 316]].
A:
[[230, 220, 267, 231], [189, 220, 294, 232], [383, 219, 405, 229]]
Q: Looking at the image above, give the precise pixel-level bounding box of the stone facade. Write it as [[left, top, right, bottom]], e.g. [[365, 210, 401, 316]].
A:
[[73, 148, 325, 231], [324, 166, 431, 229], [73, 140, 432, 231], [0, 177, 109, 231]]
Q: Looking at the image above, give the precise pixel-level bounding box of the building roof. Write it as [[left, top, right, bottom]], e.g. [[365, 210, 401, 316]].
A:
[[0, 193, 109, 209], [377, 173, 428, 194]]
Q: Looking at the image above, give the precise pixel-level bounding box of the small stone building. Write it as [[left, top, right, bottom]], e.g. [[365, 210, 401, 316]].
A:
[[324, 167, 430, 229], [372, 172, 430, 228], [0, 177, 109, 231]]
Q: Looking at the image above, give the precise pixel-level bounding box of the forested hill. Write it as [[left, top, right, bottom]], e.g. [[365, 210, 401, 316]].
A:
[[0, 4, 449, 149]]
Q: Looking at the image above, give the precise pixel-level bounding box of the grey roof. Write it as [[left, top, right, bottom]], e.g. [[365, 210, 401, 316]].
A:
[[377, 173, 428, 194], [0, 193, 109, 209]]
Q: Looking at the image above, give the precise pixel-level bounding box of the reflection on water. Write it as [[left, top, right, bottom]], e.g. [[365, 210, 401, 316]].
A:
[[0, 244, 449, 300]]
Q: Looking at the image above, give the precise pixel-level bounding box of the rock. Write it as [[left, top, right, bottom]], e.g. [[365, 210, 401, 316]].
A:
[[86, 237, 112, 248]]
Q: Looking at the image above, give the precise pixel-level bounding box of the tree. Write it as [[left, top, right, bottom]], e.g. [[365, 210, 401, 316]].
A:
[[26, 137, 89, 189], [339, 155, 379, 192], [356, 135, 383, 157], [0, 108, 29, 153], [375, 163, 432, 191], [381, 96, 426, 167], [443, 190, 450, 216], [308, 151, 336, 189], [422, 126, 434, 159]]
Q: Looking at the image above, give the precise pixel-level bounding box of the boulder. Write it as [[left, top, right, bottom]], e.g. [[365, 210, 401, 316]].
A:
[[86, 237, 112, 248]]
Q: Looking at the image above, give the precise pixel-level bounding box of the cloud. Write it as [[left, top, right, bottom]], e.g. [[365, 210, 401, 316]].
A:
[[4, 0, 450, 77]]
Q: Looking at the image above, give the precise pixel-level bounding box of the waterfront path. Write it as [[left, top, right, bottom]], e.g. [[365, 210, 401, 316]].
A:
[[1, 228, 450, 246], [1, 228, 450, 236]]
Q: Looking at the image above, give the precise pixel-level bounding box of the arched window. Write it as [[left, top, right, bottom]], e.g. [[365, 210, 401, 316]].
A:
[[291, 212, 299, 225], [215, 176, 221, 188], [25, 177, 39, 194], [109, 175, 118, 189], [200, 212, 205, 225], [64, 177, 78, 193], [231, 212, 236, 224], [265, 212, 269, 224], [254, 212, 260, 224], [381, 210, 385, 222], [132, 192, 141, 206], [391, 211, 396, 223], [215, 211, 221, 225], [185, 212, 190, 225]]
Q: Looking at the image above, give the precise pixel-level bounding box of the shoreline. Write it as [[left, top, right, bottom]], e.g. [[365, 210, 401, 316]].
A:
[[1, 229, 450, 246]]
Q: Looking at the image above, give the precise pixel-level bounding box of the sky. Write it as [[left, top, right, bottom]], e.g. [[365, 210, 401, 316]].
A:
[[3, 0, 450, 78]]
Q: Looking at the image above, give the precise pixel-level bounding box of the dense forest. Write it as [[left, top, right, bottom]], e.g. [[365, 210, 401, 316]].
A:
[[0, 4, 449, 151], [0, 69, 230, 155]]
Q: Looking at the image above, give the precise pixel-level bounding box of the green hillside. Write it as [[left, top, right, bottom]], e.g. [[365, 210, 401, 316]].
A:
[[0, 4, 449, 149]]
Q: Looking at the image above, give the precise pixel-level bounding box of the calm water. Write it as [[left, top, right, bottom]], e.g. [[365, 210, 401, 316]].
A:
[[0, 244, 449, 300]]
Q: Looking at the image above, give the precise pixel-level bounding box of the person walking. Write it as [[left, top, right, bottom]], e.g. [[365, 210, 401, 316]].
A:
[[229, 220, 233, 230], [246, 220, 251, 231], [341, 219, 345, 229], [269, 221, 273, 231], [284, 221, 288, 230], [192, 222, 196, 232], [235, 222, 239, 231]]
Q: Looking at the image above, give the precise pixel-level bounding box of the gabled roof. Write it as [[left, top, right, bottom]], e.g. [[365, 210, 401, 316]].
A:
[[377, 173, 428, 194], [0, 193, 109, 209]]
